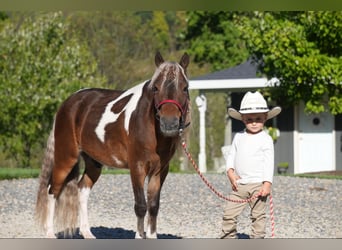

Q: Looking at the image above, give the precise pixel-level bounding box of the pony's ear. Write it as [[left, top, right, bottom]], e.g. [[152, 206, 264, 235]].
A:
[[155, 51, 164, 67], [179, 53, 190, 70]]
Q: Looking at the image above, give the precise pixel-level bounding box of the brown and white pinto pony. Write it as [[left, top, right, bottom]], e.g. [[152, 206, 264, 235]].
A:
[[36, 52, 190, 238]]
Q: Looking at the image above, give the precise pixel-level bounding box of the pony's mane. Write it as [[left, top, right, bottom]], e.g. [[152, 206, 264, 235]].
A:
[[149, 61, 188, 91]]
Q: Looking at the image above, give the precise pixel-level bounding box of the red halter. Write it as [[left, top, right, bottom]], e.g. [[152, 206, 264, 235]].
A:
[[155, 99, 190, 132], [156, 99, 185, 114]]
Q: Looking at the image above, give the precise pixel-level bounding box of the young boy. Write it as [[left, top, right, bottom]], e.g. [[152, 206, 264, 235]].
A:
[[221, 91, 281, 239]]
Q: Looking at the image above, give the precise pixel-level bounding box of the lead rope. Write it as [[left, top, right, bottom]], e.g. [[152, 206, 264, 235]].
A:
[[180, 139, 275, 238]]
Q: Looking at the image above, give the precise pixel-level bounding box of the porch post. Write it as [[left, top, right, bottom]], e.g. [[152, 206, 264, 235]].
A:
[[195, 94, 207, 173]]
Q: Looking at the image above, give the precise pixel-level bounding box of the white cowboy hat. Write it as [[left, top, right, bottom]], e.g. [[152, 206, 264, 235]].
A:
[[228, 91, 281, 121]]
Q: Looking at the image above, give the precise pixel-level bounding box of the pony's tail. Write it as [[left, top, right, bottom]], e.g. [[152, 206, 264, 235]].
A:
[[35, 120, 56, 232], [35, 120, 80, 237], [54, 163, 80, 237]]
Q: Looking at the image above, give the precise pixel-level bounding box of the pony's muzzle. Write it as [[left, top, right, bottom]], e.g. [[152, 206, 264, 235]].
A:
[[159, 116, 180, 136]]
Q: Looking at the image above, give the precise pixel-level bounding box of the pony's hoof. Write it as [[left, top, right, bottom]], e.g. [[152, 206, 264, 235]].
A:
[[135, 232, 146, 239], [80, 229, 96, 239], [46, 231, 56, 238], [146, 232, 157, 239]]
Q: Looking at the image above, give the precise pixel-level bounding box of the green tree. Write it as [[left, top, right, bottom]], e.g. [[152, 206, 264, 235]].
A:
[[183, 11, 342, 115], [68, 11, 187, 89], [0, 12, 105, 168], [0, 11, 9, 33], [234, 11, 342, 114], [68, 11, 149, 87], [149, 11, 170, 50], [183, 11, 249, 70]]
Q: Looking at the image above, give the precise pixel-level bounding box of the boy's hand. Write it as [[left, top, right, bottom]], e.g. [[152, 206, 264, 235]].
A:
[[259, 181, 272, 197], [227, 169, 240, 192]]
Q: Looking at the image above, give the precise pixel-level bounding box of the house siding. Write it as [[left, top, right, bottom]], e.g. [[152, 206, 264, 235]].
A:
[[335, 114, 342, 171], [274, 106, 295, 174]]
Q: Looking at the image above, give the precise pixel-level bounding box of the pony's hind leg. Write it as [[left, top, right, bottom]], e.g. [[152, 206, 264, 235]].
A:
[[50, 159, 80, 237], [78, 153, 102, 239], [45, 192, 56, 238], [49, 128, 81, 237]]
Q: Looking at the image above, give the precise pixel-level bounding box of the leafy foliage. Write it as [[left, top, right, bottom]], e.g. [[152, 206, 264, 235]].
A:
[[0, 12, 105, 167], [234, 11, 342, 114], [67, 11, 189, 89], [181, 11, 342, 171], [183, 11, 249, 70], [182, 11, 342, 115]]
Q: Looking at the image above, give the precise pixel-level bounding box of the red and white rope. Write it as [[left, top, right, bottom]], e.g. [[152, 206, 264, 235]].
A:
[[181, 140, 275, 238], [269, 193, 275, 237]]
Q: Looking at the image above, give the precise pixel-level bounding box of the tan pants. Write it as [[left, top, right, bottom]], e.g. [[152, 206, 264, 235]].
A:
[[221, 183, 267, 239]]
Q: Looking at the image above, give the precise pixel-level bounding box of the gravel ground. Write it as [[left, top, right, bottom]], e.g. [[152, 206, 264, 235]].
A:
[[0, 173, 341, 239]]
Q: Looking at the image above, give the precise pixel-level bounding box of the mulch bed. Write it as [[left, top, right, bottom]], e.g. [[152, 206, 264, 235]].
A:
[[304, 170, 342, 176]]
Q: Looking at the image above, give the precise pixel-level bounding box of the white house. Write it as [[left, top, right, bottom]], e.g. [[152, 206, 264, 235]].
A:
[[189, 59, 342, 174]]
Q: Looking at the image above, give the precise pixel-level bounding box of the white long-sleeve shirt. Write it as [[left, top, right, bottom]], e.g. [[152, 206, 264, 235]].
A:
[[226, 130, 274, 184]]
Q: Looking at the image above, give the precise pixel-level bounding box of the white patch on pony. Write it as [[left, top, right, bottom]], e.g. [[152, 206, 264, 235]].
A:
[[112, 155, 124, 167], [135, 232, 144, 239], [146, 226, 157, 239], [95, 82, 145, 142]]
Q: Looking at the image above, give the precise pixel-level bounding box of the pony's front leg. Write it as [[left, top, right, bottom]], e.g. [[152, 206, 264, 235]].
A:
[[131, 170, 147, 239], [133, 186, 147, 239], [135, 216, 145, 239], [146, 175, 162, 239]]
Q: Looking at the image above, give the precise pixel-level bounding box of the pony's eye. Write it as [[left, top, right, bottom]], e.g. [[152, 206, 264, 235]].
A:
[[183, 86, 188, 92], [152, 86, 158, 93]]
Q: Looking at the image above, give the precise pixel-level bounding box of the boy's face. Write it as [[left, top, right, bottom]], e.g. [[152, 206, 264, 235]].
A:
[[241, 113, 267, 134]]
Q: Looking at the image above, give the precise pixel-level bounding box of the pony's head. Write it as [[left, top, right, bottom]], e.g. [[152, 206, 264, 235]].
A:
[[150, 52, 190, 137]]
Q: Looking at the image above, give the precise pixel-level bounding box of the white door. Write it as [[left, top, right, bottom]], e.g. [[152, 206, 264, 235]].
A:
[[296, 102, 335, 173]]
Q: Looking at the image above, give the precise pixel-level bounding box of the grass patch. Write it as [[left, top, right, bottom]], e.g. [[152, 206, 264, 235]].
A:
[[0, 168, 41, 180], [1, 167, 342, 181], [293, 173, 342, 180], [0, 167, 130, 180], [102, 168, 130, 175]]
